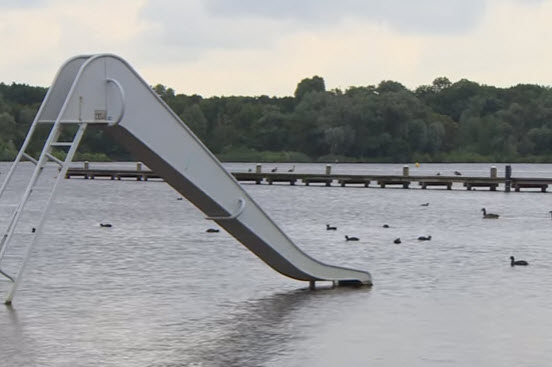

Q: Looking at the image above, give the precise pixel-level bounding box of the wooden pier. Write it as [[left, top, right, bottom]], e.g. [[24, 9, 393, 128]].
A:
[[65, 164, 552, 193], [66, 167, 161, 181]]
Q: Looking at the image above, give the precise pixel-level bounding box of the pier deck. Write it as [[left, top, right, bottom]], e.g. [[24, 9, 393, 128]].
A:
[[65, 167, 552, 192]]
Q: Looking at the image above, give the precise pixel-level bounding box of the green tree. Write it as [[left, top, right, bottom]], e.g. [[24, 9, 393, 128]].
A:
[[294, 76, 325, 100], [180, 105, 208, 140], [432, 77, 452, 91]]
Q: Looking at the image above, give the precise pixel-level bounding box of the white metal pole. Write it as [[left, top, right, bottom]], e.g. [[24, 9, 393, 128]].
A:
[[4, 123, 88, 304], [0, 126, 63, 260]]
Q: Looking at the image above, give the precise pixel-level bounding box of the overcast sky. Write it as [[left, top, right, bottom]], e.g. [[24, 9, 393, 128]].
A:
[[0, 0, 550, 96]]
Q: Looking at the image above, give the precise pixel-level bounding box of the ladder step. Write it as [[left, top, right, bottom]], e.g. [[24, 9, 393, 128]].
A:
[[45, 152, 63, 166], [22, 152, 38, 165], [0, 268, 14, 282], [51, 142, 73, 147]]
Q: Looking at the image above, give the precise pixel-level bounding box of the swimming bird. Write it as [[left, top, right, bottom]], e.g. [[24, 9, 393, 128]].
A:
[[31, 227, 36, 233], [549, 210, 552, 218], [418, 235, 432, 241], [510, 256, 529, 266], [248, 168, 252, 172], [481, 208, 499, 219], [271, 167, 278, 172], [288, 165, 296, 172], [345, 235, 359, 241], [394, 238, 401, 244], [420, 203, 429, 207], [454, 171, 462, 176], [382, 224, 390, 228], [206, 228, 220, 233], [326, 224, 337, 230], [436, 172, 441, 176], [176, 197, 183, 200], [100, 223, 112, 228]]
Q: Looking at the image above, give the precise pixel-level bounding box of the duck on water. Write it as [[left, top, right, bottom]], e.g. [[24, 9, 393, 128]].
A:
[[481, 208, 499, 219], [510, 256, 529, 266], [345, 235, 359, 241]]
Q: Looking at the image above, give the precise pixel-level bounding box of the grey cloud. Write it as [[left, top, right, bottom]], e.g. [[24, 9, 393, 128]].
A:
[[141, 0, 486, 56], [138, 0, 545, 62], [0, 0, 45, 8], [203, 0, 487, 33], [139, 1, 284, 55], [516, 0, 547, 3], [140, 0, 476, 59]]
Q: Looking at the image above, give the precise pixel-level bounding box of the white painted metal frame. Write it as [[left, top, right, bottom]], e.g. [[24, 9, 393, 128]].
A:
[[0, 56, 113, 304]]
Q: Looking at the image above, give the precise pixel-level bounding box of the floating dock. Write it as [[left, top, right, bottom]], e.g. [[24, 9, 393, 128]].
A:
[[65, 165, 552, 192]]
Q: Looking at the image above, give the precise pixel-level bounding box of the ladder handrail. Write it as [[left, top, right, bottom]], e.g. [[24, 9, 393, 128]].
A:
[[1, 55, 90, 289], [4, 123, 88, 304], [0, 54, 107, 304], [0, 124, 60, 262], [0, 55, 91, 200]]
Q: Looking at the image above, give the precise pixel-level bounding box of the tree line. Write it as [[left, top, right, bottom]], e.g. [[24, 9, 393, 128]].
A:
[[1, 76, 552, 162]]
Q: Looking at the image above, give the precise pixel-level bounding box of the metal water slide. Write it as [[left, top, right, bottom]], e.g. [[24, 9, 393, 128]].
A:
[[0, 54, 371, 303]]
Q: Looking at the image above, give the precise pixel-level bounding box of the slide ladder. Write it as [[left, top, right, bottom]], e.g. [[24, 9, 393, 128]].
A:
[[0, 54, 371, 304]]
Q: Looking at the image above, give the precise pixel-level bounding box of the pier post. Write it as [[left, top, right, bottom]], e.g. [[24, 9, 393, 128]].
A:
[[505, 165, 512, 192], [255, 164, 262, 184], [83, 161, 89, 179], [403, 165, 409, 177], [490, 166, 497, 178], [325, 165, 332, 186], [136, 162, 142, 181]]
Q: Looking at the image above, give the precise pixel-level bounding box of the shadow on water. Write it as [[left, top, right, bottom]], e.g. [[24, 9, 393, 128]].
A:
[[162, 286, 371, 367], [2, 304, 39, 366]]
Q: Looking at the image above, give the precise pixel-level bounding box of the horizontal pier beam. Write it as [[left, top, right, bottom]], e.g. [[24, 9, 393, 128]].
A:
[[65, 167, 552, 192]]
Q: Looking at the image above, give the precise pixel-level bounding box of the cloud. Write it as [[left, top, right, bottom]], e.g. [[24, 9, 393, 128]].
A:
[[139, 0, 549, 61], [203, 0, 486, 34], [0, 0, 45, 9], [137, 0, 287, 57], [0, 0, 551, 97], [138, 0, 552, 96], [0, 0, 150, 85], [138, 0, 486, 61]]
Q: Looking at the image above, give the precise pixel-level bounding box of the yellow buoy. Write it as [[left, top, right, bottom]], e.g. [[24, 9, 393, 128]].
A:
[[415, 162, 420, 167]]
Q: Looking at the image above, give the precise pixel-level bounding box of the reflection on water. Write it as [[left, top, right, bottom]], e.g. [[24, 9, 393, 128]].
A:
[[186, 290, 310, 366], [1, 162, 552, 366], [172, 288, 369, 367]]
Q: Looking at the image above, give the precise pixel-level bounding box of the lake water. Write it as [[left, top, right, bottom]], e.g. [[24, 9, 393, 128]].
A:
[[1, 162, 551, 367]]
